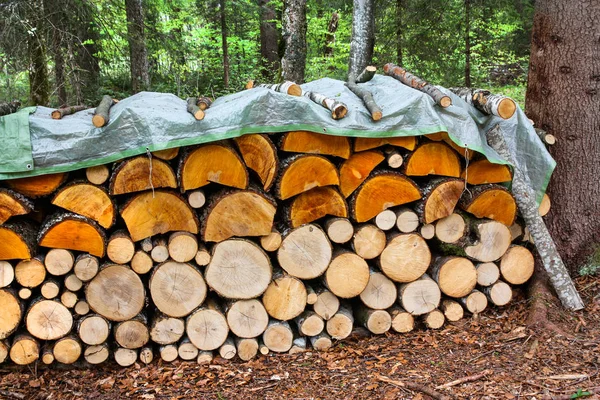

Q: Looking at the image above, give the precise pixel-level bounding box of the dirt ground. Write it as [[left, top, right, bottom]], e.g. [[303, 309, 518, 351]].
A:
[[1, 276, 599, 400]]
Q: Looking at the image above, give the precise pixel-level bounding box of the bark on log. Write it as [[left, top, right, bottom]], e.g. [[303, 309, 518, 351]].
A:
[[383, 63, 451, 107], [92, 95, 116, 127], [379, 233, 431, 283], [303, 92, 348, 119], [355, 304, 392, 334], [0, 189, 34, 224], [0, 100, 21, 116], [339, 150, 385, 198], [39, 213, 106, 257], [178, 144, 248, 191], [295, 311, 324, 336], [109, 156, 177, 195], [482, 280, 513, 306], [310, 332, 333, 350], [256, 82, 303, 96], [51, 105, 88, 119], [415, 178, 465, 224], [288, 336, 306, 354], [449, 87, 516, 119], [276, 154, 340, 200], [281, 131, 351, 158], [186, 97, 205, 120], [0, 220, 38, 260], [404, 142, 462, 177], [198, 97, 213, 110], [278, 224, 332, 279], [345, 81, 382, 121], [234, 134, 279, 191], [6, 172, 67, 198], [149, 261, 207, 317]]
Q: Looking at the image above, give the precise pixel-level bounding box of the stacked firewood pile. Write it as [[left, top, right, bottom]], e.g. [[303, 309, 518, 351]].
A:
[[0, 129, 546, 367]]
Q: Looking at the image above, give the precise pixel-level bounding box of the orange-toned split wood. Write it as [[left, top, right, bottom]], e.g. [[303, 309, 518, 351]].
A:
[[276, 155, 339, 200], [339, 151, 385, 198], [405, 142, 462, 177], [354, 136, 417, 152], [0, 221, 37, 260], [234, 134, 278, 191], [461, 159, 512, 185], [52, 182, 116, 229], [178, 144, 248, 191], [416, 178, 465, 224], [287, 187, 348, 227], [0, 189, 33, 224], [460, 184, 517, 226], [109, 156, 177, 195], [39, 213, 106, 257], [281, 131, 352, 159], [6, 173, 67, 197]]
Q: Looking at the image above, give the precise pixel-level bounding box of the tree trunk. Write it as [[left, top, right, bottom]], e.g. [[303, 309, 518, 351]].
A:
[[259, 0, 280, 79], [525, 0, 600, 274], [395, 0, 403, 65], [27, 2, 49, 106], [220, 0, 230, 88], [68, 1, 100, 104], [45, 0, 68, 106], [348, 0, 375, 80], [324, 12, 339, 57], [281, 0, 307, 83], [464, 0, 471, 87], [125, 0, 150, 93]]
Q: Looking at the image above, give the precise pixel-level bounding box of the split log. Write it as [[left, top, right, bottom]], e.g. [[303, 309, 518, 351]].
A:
[[313, 288, 340, 320], [226, 299, 269, 338], [499, 245, 534, 285], [459, 184, 517, 226], [14, 257, 45, 288], [150, 314, 184, 345], [206, 239, 272, 299], [40, 279, 60, 299], [106, 230, 135, 264], [53, 336, 82, 364], [120, 190, 199, 241], [354, 137, 418, 152], [149, 261, 207, 318], [159, 344, 178, 362], [152, 147, 180, 161], [430, 256, 477, 298], [168, 231, 198, 262], [295, 311, 324, 336], [461, 159, 512, 185], [178, 144, 248, 191], [187, 190, 206, 209], [74, 254, 99, 282], [359, 270, 397, 310], [463, 220, 512, 262], [201, 188, 276, 242], [236, 337, 259, 361], [287, 186, 348, 227], [234, 134, 278, 191], [92, 95, 116, 127], [0, 189, 33, 224], [114, 347, 137, 366], [51, 105, 88, 119], [324, 217, 354, 244], [74, 300, 89, 316], [383, 63, 452, 107], [150, 238, 169, 263], [194, 244, 211, 266], [84, 344, 110, 364], [0, 289, 22, 339], [130, 250, 153, 274], [482, 281, 513, 306], [435, 213, 467, 243], [109, 156, 177, 195], [278, 224, 332, 279], [415, 178, 465, 224], [6, 172, 67, 197], [262, 272, 307, 321], [186, 300, 229, 351], [449, 87, 516, 119], [262, 320, 293, 353], [310, 332, 333, 350], [379, 233, 431, 283], [114, 315, 149, 349], [86, 165, 110, 185], [326, 305, 354, 340], [389, 306, 415, 333], [260, 230, 282, 252], [459, 290, 488, 314], [420, 223, 436, 239], [45, 248, 74, 276], [0, 221, 37, 260], [197, 351, 214, 364], [324, 251, 369, 298], [276, 154, 339, 200], [355, 304, 392, 334], [10, 334, 39, 365], [64, 273, 83, 292], [441, 300, 464, 322], [26, 299, 73, 340], [281, 131, 351, 158], [346, 81, 382, 121], [256, 81, 303, 96], [352, 224, 386, 259], [60, 291, 78, 308], [350, 172, 422, 222], [39, 213, 106, 257], [397, 274, 441, 315], [186, 97, 205, 120], [86, 264, 145, 321], [178, 337, 199, 360], [423, 309, 445, 329], [475, 262, 500, 286], [303, 91, 348, 119], [0, 261, 14, 288], [539, 193, 551, 217], [339, 150, 385, 198], [139, 347, 153, 364], [405, 142, 462, 178]]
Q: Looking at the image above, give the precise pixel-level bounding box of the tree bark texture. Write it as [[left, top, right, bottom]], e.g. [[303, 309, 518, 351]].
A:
[[525, 0, 600, 274], [464, 0, 472, 87], [27, 2, 49, 106], [125, 0, 150, 93], [282, 0, 307, 83], [45, 0, 68, 106], [259, 0, 280, 79], [220, 0, 230, 88], [348, 0, 375, 81], [395, 0, 403, 66], [324, 12, 339, 57]]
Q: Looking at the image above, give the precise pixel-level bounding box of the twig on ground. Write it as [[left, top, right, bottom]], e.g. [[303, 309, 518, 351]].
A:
[[435, 370, 492, 390], [376, 375, 452, 400]]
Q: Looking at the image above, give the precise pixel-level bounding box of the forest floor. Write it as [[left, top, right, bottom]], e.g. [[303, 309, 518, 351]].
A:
[[1, 276, 599, 400]]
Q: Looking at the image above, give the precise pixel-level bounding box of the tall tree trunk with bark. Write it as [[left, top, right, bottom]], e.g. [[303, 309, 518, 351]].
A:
[[281, 0, 307, 83], [45, 0, 68, 106], [220, 0, 230, 88], [125, 0, 150, 93], [324, 12, 339, 57], [525, 0, 600, 274], [395, 0, 403, 66], [259, 0, 280, 79], [464, 0, 471, 87], [348, 0, 375, 81], [27, 2, 49, 106]]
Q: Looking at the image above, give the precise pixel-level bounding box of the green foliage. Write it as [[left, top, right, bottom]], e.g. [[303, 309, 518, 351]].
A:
[[570, 389, 593, 399], [579, 246, 600, 276]]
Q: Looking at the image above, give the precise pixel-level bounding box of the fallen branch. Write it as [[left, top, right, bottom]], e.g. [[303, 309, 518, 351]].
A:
[[303, 91, 348, 120], [435, 370, 492, 390], [92, 95, 116, 127], [0, 100, 21, 117], [346, 66, 382, 121], [197, 97, 213, 111], [51, 105, 88, 120], [383, 63, 451, 108], [376, 375, 452, 400], [186, 97, 205, 120], [255, 81, 303, 96], [0, 389, 26, 399], [534, 128, 556, 146], [449, 88, 516, 119]]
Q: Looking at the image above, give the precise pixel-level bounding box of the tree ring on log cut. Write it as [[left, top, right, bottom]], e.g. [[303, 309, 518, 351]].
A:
[[278, 224, 332, 279], [26, 299, 73, 340], [186, 308, 229, 351], [380, 233, 431, 283], [0, 289, 22, 339], [150, 261, 207, 318], [86, 265, 145, 321], [178, 144, 248, 191]]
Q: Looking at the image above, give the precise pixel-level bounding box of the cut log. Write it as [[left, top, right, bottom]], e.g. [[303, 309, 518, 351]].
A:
[[459, 290, 488, 314], [313, 288, 340, 320], [0, 221, 37, 260], [0, 289, 22, 339], [219, 338, 237, 360], [256, 81, 303, 96], [389, 306, 415, 333], [186, 97, 205, 120], [339, 150, 385, 198], [0, 189, 33, 224], [41, 279, 61, 299], [475, 262, 500, 286], [202, 188, 276, 242], [150, 237, 169, 263], [345, 81, 382, 120], [430, 256, 477, 298], [197, 350, 214, 364], [194, 244, 211, 266], [45, 248, 74, 276], [114, 315, 149, 349], [461, 159, 512, 185], [326, 305, 354, 340], [263, 272, 307, 321], [375, 209, 397, 231], [0, 261, 14, 288], [149, 261, 207, 318], [152, 147, 180, 161], [186, 302, 229, 351], [535, 128, 556, 146], [84, 343, 110, 364], [354, 137, 417, 152], [74, 300, 89, 316], [26, 299, 73, 340], [150, 314, 185, 345], [18, 288, 32, 300], [420, 223, 435, 240], [324, 251, 369, 298], [130, 250, 153, 274], [226, 299, 269, 338], [276, 154, 339, 200], [539, 193, 551, 217], [281, 131, 352, 159], [140, 238, 153, 252], [86, 165, 110, 185], [260, 230, 282, 252], [288, 336, 306, 354], [303, 91, 348, 119], [139, 347, 154, 364], [178, 337, 199, 360], [39, 213, 106, 257], [197, 97, 212, 110], [295, 311, 324, 336], [397, 274, 441, 315], [6, 173, 67, 197], [306, 285, 318, 305], [53, 336, 82, 364], [499, 245, 534, 285], [459, 184, 517, 226], [482, 281, 513, 306], [64, 273, 83, 292], [60, 291, 78, 308], [464, 220, 512, 262], [114, 347, 137, 367], [352, 224, 386, 259], [386, 149, 404, 169], [383, 63, 452, 107], [449, 87, 516, 119], [355, 305, 392, 334], [120, 190, 199, 242], [324, 217, 354, 244], [278, 224, 332, 279], [86, 264, 145, 321], [441, 300, 464, 322], [168, 231, 198, 262], [109, 156, 177, 195], [404, 142, 462, 178], [178, 144, 248, 191], [262, 320, 293, 353], [92, 95, 116, 127], [42, 344, 54, 364], [159, 344, 178, 362], [74, 254, 99, 282], [236, 337, 259, 361], [379, 233, 431, 283], [51, 181, 116, 229], [106, 230, 135, 264], [15, 257, 46, 287], [435, 213, 466, 243], [287, 186, 348, 227], [10, 334, 39, 365], [350, 172, 422, 222], [415, 178, 465, 224], [206, 239, 272, 299], [423, 309, 445, 329], [234, 134, 278, 191], [187, 190, 206, 209], [310, 332, 333, 351], [359, 270, 397, 310]]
